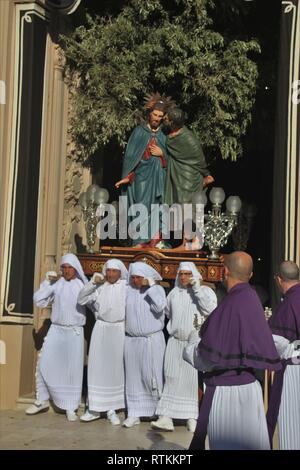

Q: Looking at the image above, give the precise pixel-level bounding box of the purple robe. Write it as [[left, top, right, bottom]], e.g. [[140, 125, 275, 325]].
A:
[[269, 283, 300, 341], [190, 282, 281, 450], [267, 283, 300, 447], [199, 283, 281, 370]]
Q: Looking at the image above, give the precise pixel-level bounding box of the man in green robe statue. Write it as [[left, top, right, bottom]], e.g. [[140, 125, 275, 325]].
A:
[[164, 107, 214, 205], [115, 95, 168, 248]]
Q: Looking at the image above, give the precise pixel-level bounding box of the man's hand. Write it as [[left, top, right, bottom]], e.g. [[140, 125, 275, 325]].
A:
[[142, 277, 156, 287], [45, 271, 59, 283], [203, 175, 214, 187], [92, 272, 105, 285], [189, 276, 201, 288], [115, 176, 130, 189], [149, 144, 163, 157]]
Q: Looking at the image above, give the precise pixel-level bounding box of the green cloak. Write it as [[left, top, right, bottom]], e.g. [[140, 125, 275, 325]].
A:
[[164, 126, 210, 205], [121, 124, 167, 245]]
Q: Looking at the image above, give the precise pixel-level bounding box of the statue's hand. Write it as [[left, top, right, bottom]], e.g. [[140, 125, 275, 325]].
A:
[[149, 144, 163, 157], [115, 176, 130, 189], [203, 175, 214, 187]]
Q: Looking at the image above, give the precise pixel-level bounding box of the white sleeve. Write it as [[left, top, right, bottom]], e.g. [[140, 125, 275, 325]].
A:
[[145, 285, 167, 316], [33, 280, 55, 308], [192, 284, 217, 317], [183, 337, 215, 372], [164, 292, 172, 319], [77, 280, 98, 306], [273, 334, 300, 359], [182, 330, 215, 372]]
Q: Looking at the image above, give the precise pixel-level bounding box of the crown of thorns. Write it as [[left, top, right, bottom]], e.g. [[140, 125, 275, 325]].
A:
[[143, 92, 176, 111]]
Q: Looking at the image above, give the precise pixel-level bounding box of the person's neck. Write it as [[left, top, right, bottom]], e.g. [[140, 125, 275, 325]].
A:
[[282, 280, 300, 294], [147, 123, 159, 132], [169, 127, 182, 137], [227, 278, 247, 292]]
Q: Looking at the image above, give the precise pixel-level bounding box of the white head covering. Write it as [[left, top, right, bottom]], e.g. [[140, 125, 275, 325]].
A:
[[60, 253, 88, 284], [129, 261, 162, 281], [175, 261, 202, 287], [102, 259, 128, 280]]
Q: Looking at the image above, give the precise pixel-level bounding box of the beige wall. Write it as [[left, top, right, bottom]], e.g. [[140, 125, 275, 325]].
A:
[[0, 0, 90, 409], [0, 325, 35, 409]]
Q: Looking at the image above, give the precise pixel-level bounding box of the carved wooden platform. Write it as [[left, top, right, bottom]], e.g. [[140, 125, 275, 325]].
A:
[[78, 246, 224, 283]]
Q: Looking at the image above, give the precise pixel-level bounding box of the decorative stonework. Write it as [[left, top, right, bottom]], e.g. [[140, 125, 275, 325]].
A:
[[61, 66, 87, 254], [53, 43, 65, 70], [61, 154, 84, 254]]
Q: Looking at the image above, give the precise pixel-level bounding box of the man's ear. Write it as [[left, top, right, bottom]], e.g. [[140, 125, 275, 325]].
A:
[[224, 266, 229, 277], [249, 271, 253, 280]]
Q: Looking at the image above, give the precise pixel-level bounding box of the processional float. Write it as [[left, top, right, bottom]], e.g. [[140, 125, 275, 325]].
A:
[[76, 184, 244, 285]]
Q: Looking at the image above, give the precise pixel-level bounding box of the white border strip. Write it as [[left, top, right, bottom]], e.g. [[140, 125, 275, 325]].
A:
[[0, 80, 5, 105], [283, 1, 297, 260]]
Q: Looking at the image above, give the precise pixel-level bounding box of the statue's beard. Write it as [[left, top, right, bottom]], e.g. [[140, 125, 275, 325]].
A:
[[149, 118, 160, 129], [162, 122, 178, 133], [162, 122, 172, 133]]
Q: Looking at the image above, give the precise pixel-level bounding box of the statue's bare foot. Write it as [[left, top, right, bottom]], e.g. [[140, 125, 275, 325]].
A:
[[133, 243, 149, 249], [171, 243, 185, 251]]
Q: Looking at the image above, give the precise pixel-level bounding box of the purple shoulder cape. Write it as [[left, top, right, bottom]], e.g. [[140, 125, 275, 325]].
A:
[[269, 283, 300, 341], [198, 283, 281, 371]]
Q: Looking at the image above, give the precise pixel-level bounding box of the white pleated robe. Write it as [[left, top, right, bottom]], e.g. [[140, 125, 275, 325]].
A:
[[125, 284, 167, 417], [34, 278, 86, 411], [272, 334, 300, 450], [156, 284, 217, 419], [77, 279, 127, 411]]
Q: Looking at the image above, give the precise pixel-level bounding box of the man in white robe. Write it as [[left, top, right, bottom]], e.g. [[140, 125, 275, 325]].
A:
[[26, 253, 87, 422], [77, 259, 128, 425], [123, 262, 167, 428], [151, 262, 217, 432]]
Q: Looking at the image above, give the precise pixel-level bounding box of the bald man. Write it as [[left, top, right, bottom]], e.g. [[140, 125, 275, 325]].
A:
[[267, 261, 300, 449], [184, 251, 281, 450]]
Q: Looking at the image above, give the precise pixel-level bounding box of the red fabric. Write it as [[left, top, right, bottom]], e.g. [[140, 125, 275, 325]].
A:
[[148, 232, 161, 248], [143, 136, 166, 167], [142, 136, 157, 160], [127, 171, 135, 183], [159, 154, 167, 168]]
